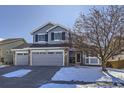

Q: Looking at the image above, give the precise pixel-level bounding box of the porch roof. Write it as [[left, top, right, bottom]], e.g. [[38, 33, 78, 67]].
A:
[[13, 43, 70, 49]]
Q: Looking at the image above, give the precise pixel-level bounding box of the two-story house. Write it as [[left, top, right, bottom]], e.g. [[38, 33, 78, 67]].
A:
[[12, 22, 101, 66]]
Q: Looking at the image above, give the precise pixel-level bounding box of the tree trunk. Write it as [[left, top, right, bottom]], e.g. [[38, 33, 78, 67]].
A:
[[102, 61, 107, 72]]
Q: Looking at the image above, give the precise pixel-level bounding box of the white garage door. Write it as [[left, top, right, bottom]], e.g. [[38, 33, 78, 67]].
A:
[[15, 53, 29, 65], [32, 50, 64, 66]]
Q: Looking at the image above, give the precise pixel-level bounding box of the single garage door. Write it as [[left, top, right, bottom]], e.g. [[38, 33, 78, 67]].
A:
[[15, 53, 29, 65], [32, 51, 63, 66]]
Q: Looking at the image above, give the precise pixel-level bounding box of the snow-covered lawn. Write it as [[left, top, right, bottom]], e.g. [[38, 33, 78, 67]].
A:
[[2, 69, 31, 78], [52, 67, 112, 82], [40, 83, 78, 88], [40, 67, 124, 88], [0, 65, 8, 68], [107, 68, 124, 81], [40, 83, 117, 88]]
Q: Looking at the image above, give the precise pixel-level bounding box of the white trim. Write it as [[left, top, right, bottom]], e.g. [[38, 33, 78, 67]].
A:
[[53, 40, 65, 42], [85, 57, 100, 65], [30, 22, 56, 34], [53, 31, 63, 33], [46, 25, 57, 32], [31, 49, 64, 53], [11, 47, 67, 51], [37, 33, 47, 35], [16, 51, 28, 53], [30, 50, 32, 66], [37, 41, 47, 43], [53, 31, 62, 41], [37, 34, 46, 42], [15, 50, 28, 65], [30, 49, 65, 66], [46, 24, 70, 32]]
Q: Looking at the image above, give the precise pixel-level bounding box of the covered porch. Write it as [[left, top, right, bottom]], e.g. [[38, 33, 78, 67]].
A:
[[68, 50, 101, 66]]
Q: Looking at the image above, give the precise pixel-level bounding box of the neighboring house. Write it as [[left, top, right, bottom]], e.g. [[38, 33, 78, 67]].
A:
[[108, 52, 124, 61], [0, 38, 26, 64], [12, 22, 101, 66]]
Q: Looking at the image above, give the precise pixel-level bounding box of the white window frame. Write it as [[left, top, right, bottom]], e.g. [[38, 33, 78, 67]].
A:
[[85, 57, 101, 65], [36, 33, 47, 43], [53, 31, 63, 41]]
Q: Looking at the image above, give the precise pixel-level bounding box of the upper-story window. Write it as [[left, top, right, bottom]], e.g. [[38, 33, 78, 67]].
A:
[[38, 35, 45, 41], [51, 32, 65, 41], [35, 33, 48, 42], [54, 32, 62, 41]]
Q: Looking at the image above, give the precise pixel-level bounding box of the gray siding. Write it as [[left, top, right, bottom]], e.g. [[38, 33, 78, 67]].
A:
[[33, 24, 54, 35], [48, 26, 69, 44], [32, 23, 70, 44], [33, 24, 54, 43]]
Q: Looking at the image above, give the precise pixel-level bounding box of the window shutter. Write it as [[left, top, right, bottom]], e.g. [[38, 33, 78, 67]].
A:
[[45, 34, 48, 42], [35, 35, 38, 42], [62, 32, 65, 40], [51, 32, 54, 40]]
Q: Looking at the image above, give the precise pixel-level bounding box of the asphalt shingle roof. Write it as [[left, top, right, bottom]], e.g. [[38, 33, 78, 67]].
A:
[[13, 43, 70, 49], [0, 38, 25, 45]]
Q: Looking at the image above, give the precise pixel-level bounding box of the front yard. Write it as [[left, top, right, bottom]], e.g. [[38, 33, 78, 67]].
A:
[[0, 65, 124, 88], [40, 66, 124, 88]]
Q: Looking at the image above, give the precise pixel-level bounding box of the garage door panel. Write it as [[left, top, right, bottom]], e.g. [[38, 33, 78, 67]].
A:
[[32, 51, 63, 66], [16, 53, 28, 65]]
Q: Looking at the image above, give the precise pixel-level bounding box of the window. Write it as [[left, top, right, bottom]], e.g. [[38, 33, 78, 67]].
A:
[[38, 35, 45, 41], [56, 52, 62, 54], [86, 58, 89, 64], [40, 52, 46, 54], [24, 53, 28, 55], [17, 53, 23, 55], [32, 52, 40, 54], [90, 58, 98, 64], [48, 52, 54, 54], [54, 32, 62, 40]]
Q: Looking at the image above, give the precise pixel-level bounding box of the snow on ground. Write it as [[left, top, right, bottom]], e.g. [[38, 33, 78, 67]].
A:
[[40, 67, 124, 88], [0, 65, 8, 68], [52, 67, 112, 82], [40, 83, 117, 88], [108, 68, 124, 80], [40, 83, 77, 88], [2, 69, 31, 77]]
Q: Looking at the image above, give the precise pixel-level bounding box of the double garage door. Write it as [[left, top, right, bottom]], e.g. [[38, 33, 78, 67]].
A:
[[15, 50, 64, 66]]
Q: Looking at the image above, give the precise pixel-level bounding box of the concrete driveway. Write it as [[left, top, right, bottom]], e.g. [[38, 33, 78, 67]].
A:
[[0, 66, 60, 88]]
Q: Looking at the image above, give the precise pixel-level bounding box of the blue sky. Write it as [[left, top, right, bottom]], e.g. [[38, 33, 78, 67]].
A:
[[0, 5, 104, 43]]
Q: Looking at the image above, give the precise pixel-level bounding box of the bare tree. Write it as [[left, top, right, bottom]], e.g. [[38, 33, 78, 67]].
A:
[[73, 6, 124, 71]]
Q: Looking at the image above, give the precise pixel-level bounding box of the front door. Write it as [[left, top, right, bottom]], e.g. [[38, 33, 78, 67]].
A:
[[76, 52, 81, 63]]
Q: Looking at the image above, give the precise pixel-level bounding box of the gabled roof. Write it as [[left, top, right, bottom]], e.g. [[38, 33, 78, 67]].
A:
[[0, 38, 26, 45], [30, 22, 56, 35], [46, 24, 70, 32], [30, 22, 71, 34]]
